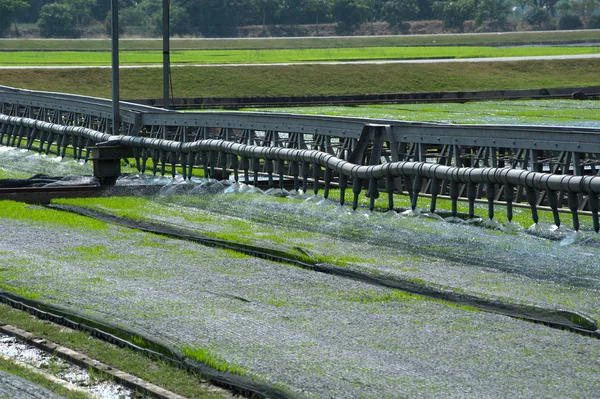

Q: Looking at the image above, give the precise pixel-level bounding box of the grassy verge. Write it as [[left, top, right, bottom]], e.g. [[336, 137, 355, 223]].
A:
[[1, 46, 598, 66], [0, 169, 31, 179], [0, 59, 598, 99], [0, 303, 227, 399], [0, 30, 598, 51], [0, 200, 108, 231], [182, 347, 248, 376]]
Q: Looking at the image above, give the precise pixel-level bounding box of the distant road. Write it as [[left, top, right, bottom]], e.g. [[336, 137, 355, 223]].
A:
[[0, 53, 598, 69]]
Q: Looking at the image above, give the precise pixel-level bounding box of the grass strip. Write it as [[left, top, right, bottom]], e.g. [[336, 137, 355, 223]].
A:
[[182, 347, 248, 376], [1, 46, 598, 66], [47, 203, 599, 336], [0, 200, 107, 231], [0, 169, 31, 179], [1, 59, 597, 99], [47, 203, 318, 265], [1, 31, 598, 51]]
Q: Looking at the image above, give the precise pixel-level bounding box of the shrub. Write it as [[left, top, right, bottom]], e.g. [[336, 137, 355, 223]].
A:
[[332, 0, 370, 34], [432, 0, 475, 32], [525, 6, 551, 29], [558, 14, 583, 30], [37, 3, 78, 38], [587, 15, 600, 29]]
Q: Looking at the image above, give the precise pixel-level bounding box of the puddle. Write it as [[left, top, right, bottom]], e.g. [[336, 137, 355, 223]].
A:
[[0, 333, 137, 399]]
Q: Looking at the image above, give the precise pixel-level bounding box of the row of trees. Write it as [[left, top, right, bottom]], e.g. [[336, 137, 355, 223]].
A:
[[1, 0, 599, 37]]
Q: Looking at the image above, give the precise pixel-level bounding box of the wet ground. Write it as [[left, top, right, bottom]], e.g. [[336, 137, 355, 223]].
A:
[[1, 146, 600, 398], [244, 99, 600, 128], [1, 186, 600, 398], [0, 334, 135, 399]]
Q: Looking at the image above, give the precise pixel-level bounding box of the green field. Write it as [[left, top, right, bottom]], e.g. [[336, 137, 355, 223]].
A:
[[0, 33, 598, 99], [0, 30, 598, 51], [1, 46, 598, 66], [0, 58, 597, 100]]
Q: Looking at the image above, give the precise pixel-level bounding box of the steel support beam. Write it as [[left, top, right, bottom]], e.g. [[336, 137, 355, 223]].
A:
[[111, 0, 120, 134], [163, 0, 170, 110]]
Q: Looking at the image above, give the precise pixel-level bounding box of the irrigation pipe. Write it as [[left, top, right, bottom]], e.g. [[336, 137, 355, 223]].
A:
[[118, 136, 600, 195], [4, 114, 600, 195], [1, 115, 112, 144]]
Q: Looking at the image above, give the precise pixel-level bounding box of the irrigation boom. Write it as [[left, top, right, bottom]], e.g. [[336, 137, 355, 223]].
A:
[[1, 85, 600, 231]]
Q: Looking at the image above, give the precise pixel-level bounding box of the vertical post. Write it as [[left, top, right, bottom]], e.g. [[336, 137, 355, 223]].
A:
[[111, 0, 120, 134], [163, 0, 170, 110]]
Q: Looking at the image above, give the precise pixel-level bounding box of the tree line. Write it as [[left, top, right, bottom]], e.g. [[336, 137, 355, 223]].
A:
[[1, 0, 599, 38]]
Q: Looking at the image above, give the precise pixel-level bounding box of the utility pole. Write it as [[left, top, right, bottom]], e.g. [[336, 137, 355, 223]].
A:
[[163, 0, 170, 110], [111, 0, 120, 134]]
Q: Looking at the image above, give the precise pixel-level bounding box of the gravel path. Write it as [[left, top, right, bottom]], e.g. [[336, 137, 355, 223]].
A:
[[1, 204, 600, 398]]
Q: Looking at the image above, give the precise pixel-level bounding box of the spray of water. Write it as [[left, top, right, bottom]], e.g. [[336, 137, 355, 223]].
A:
[[2, 144, 599, 252], [0, 146, 91, 177]]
